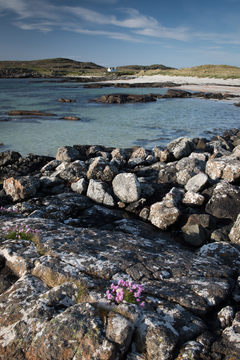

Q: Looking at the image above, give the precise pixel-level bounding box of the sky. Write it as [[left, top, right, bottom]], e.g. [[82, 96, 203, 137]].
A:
[[0, 0, 240, 68]]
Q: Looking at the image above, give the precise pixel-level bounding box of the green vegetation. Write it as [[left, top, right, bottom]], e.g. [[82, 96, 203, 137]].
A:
[[1, 58, 239, 79], [138, 64, 240, 79], [0, 57, 106, 77], [116, 63, 175, 76]]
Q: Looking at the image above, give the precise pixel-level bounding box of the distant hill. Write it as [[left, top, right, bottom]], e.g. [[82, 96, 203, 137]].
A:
[[138, 64, 240, 79], [117, 64, 175, 75], [0, 58, 106, 78]]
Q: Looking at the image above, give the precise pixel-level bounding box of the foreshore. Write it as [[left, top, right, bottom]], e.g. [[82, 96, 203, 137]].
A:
[[104, 74, 240, 101], [1, 128, 240, 358]]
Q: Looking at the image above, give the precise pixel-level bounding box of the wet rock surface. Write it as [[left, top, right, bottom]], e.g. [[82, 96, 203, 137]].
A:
[[1, 128, 240, 359], [8, 110, 56, 116]]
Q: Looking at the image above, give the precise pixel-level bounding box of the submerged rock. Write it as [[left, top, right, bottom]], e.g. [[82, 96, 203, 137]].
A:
[[8, 110, 56, 116]]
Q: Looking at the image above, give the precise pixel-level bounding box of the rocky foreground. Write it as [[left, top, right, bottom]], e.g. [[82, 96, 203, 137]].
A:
[[1, 130, 240, 359]]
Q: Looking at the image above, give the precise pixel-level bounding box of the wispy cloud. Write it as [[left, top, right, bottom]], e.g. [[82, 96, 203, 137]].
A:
[[63, 25, 143, 42], [1, 0, 239, 47]]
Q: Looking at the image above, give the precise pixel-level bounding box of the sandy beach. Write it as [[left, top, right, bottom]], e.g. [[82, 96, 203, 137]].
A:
[[108, 74, 240, 101]]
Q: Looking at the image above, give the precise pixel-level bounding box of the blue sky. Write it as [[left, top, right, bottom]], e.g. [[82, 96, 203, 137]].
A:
[[0, 0, 240, 68]]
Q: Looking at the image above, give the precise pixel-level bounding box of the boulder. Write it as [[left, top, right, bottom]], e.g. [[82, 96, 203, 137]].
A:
[[58, 160, 87, 182], [181, 216, 208, 247], [185, 173, 208, 192], [71, 178, 88, 194], [3, 176, 40, 201], [87, 157, 117, 182], [40, 159, 61, 176], [212, 311, 240, 359], [167, 137, 194, 160], [206, 181, 240, 221], [149, 188, 182, 229], [206, 157, 240, 182], [112, 173, 141, 203], [182, 191, 205, 206], [87, 179, 115, 207], [229, 213, 240, 244], [158, 162, 177, 185], [56, 146, 80, 163], [0, 150, 21, 167]]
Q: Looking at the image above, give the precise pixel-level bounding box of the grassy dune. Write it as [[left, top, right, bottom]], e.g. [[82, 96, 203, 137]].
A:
[[138, 64, 240, 79]]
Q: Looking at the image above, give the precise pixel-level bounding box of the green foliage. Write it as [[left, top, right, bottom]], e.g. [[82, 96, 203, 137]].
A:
[[5, 231, 33, 241]]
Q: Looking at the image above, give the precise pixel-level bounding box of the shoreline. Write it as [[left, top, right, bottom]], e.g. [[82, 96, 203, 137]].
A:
[[103, 74, 240, 101]]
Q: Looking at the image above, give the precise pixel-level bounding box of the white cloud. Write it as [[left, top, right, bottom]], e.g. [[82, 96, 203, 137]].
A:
[[63, 25, 143, 42], [1, 0, 239, 46]]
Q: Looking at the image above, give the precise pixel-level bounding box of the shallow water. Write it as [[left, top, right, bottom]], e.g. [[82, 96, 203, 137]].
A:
[[0, 78, 239, 156]]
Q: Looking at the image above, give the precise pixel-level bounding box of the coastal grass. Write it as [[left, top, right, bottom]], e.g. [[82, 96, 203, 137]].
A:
[[138, 64, 240, 79]]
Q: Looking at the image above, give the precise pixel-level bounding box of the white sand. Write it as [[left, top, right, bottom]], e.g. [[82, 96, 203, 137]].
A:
[[106, 74, 240, 100]]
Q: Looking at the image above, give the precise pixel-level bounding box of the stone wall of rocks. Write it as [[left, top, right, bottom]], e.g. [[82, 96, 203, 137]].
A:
[[0, 129, 240, 359]]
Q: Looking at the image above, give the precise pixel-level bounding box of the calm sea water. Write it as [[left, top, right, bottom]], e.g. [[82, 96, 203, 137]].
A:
[[0, 78, 239, 157]]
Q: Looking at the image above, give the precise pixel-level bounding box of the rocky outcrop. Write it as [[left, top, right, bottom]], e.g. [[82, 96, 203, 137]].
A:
[[58, 98, 76, 103], [90, 93, 157, 104], [89, 89, 237, 104], [0, 215, 239, 359], [1, 128, 240, 358]]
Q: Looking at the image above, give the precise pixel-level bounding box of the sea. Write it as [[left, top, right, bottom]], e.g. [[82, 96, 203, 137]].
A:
[[0, 78, 239, 157]]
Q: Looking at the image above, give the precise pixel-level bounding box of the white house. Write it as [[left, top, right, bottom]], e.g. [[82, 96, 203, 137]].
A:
[[107, 67, 117, 72]]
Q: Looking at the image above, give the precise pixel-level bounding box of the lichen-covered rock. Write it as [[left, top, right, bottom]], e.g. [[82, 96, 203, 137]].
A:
[[58, 160, 87, 182], [197, 241, 240, 269], [182, 191, 205, 206], [56, 146, 80, 162], [167, 137, 194, 160], [112, 173, 141, 203], [206, 181, 240, 221], [177, 341, 204, 360], [206, 157, 240, 182], [3, 176, 40, 201], [176, 157, 206, 186], [0, 215, 238, 358]]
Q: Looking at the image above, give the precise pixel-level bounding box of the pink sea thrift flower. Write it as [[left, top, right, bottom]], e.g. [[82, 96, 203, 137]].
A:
[[106, 279, 145, 307]]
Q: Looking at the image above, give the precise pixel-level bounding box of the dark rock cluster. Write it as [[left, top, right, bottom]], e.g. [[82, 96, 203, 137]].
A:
[[90, 89, 238, 104], [1, 129, 240, 359]]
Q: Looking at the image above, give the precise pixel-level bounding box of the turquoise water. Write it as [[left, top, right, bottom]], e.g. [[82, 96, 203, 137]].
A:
[[0, 78, 239, 157]]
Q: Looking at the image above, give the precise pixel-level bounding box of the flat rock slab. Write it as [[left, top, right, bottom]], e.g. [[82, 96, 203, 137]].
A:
[[0, 216, 239, 359]]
